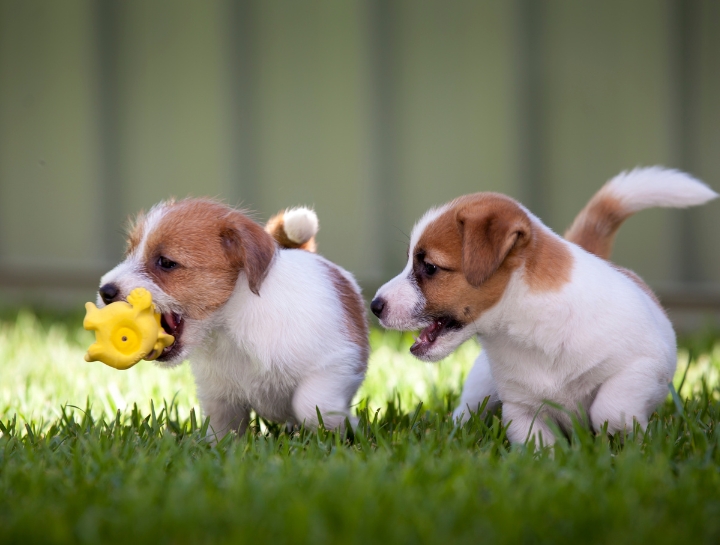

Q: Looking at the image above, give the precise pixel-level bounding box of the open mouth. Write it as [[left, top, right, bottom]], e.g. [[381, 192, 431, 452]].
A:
[[157, 311, 184, 361], [410, 316, 462, 357]]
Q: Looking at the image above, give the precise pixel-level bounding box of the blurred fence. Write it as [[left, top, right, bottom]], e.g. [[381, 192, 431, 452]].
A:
[[0, 0, 719, 328]]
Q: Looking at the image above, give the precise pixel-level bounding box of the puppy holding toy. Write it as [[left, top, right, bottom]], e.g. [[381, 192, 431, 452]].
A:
[[96, 200, 368, 438], [371, 167, 717, 445]]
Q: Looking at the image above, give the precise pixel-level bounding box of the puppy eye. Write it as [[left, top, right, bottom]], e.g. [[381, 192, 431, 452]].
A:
[[423, 262, 438, 277], [157, 256, 178, 271]]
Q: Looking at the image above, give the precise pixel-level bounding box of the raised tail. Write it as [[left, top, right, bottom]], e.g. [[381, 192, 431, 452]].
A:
[[265, 206, 319, 252], [564, 166, 718, 260]]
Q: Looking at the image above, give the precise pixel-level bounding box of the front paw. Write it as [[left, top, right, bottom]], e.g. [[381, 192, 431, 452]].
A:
[[452, 406, 471, 424]]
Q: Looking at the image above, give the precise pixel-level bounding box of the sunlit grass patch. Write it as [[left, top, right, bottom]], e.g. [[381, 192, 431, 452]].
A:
[[0, 310, 479, 426], [0, 310, 197, 424], [2, 311, 720, 544], [360, 328, 477, 412], [2, 372, 720, 544], [1, 309, 718, 427], [675, 344, 720, 399]]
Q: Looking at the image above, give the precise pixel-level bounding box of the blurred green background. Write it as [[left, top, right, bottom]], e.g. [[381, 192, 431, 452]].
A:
[[0, 0, 719, 330]]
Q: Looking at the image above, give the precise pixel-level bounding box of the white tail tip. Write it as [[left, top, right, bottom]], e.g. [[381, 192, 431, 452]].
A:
[[283, 207, 319, 244], [607, 166, 718, 212]]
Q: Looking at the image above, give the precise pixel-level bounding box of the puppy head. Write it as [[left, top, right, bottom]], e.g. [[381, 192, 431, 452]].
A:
[[98, 199, 276, 366], [372, 193, 535, 361]]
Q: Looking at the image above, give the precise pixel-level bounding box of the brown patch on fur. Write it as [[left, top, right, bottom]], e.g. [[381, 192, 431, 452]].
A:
[[320, 262, 369, 371], [564, 189, 629, 260], [415, 193, 574, 325], [454, 194, 532, 287], [142, 199, 276, 319], [564, 184, 662, 310], [265, 212, 317, 252], [524, 226, 574, 292], [612, 265, 664, 311], [222, 210, 277, 295], [415, 194, 528, 324]]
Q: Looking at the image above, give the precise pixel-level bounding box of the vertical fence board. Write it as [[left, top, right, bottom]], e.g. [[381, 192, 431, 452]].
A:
[[114, 0, 235, 218], [0, 0, 717, 312], [391, 0, 518, 275], [541, 0, 677, 285], [254, 1, 373, 279], [0, 0, 103, 271]]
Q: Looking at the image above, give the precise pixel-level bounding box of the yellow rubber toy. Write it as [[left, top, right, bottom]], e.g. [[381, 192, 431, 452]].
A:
[[83, 287, 175, 370]]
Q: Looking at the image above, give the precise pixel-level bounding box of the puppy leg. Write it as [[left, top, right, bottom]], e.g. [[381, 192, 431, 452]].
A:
[[200, 397, 251, 441], [502, 402, 556, 447], [589, 359, 670, 434], [453, 350, 501, 423], [292, 371, 363, 430]]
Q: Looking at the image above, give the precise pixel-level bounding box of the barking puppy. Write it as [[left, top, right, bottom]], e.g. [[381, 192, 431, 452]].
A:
[[371, 167, 717, 445], [98, 199, 368, 438]]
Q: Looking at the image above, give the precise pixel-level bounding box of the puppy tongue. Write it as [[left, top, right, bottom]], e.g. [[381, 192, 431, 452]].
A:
[[423, 319, 445, 343], [163, 312, 177, 331], [412, 319, 445, 351]]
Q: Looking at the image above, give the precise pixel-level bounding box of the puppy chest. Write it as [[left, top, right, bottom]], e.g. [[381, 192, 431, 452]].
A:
[[190, 351, 299, 416], [488, 348, 602, 411]]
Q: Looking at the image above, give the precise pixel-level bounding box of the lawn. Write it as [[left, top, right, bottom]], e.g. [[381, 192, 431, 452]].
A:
[[1, 309, 720, 544]]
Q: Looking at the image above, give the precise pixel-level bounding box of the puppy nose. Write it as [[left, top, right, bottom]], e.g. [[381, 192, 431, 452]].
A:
[[370, 297, 386, 318], [99, 283, 120, 305]]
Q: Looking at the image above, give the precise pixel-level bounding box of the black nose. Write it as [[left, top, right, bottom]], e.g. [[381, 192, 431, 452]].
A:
[[99, 283, 120, 305], [370, 297, 386, 318]]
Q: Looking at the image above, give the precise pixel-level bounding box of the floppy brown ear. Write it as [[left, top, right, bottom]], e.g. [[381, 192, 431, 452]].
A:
[[221, 212, 277, 295], [456, 200, 531, 287]]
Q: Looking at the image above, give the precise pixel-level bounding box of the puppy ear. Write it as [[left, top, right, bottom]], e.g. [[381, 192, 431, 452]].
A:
[[221, 213, 276, 295], [456, 200, 531, 287]]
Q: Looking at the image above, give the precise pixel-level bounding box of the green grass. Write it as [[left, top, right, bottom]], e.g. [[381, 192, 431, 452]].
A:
[[1, 310, 720, 544]]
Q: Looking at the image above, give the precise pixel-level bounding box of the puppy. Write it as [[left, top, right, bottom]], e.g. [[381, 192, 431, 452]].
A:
[[98, 199, 368, 438], [371, 167, 717, 445]]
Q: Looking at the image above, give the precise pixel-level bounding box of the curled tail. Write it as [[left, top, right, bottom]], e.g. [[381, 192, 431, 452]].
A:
[[265, 207, 319, 252], [564, 166, 718, 259]]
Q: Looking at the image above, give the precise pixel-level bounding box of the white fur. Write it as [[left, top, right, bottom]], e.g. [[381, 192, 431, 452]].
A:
[[604, 166, 718, 211], [99, 252, 207, 369], [409, 205, 449, 253], [455, 238, 677, 445], [373, 263, 423, 331], [98, 205, 365, 439], [99, 206, 184, 318], [373, 205, 447, 330], [375, 168, 717, 445], [452, 350, 501, 417], [99, 205, 199, 365], [191, 250, 365, 436], [283, 207, 319, 244]]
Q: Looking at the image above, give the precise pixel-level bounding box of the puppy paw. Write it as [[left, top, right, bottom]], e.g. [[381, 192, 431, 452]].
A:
[[452, 406, 471, 424]]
